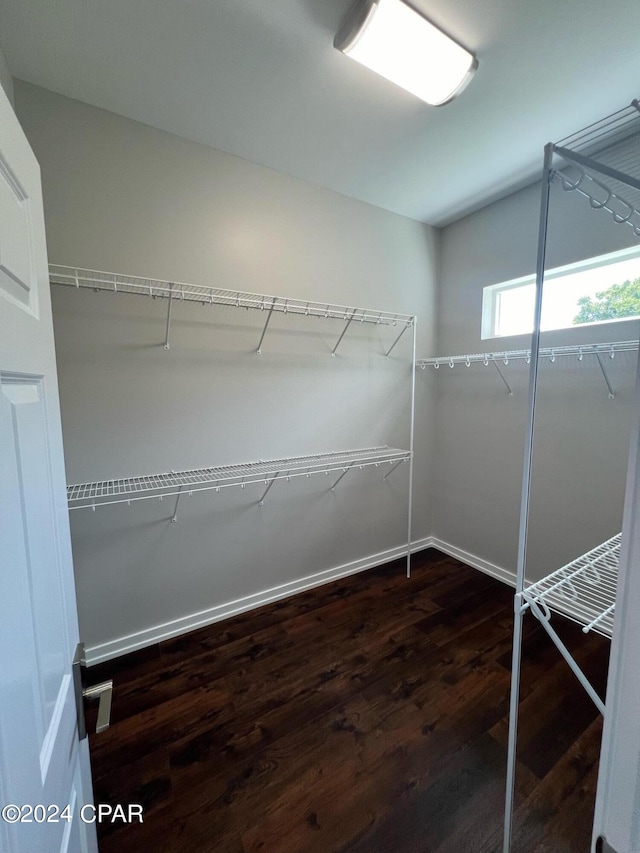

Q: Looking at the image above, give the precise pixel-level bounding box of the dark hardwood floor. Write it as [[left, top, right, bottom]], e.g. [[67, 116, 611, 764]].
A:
[[87, 549, 610, 853]]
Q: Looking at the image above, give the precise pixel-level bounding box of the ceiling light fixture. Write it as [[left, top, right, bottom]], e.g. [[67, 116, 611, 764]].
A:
[[334, 0, 478, 106]]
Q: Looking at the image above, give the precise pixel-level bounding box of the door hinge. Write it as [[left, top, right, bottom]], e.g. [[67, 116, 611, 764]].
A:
[[73, 642, 113, 740], [596, 837, 618, 853]]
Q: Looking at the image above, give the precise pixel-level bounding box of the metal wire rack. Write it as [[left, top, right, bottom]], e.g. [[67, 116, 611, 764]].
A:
[[416, 341, 638, 397], [416, 341, 639, 369], [522, 534, 620, 639], [67, 445, 411, 513], [554, 99, 640, 236], [503, 98, 640, 851], [49, 264, 415, 356]]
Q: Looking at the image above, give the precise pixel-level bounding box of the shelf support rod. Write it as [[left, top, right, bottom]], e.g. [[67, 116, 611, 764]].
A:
[[383, 458, 405, 480], [595, 352, 616, 399], [171, 485, 182, 523], [256, 300, 277, 355], [492, 359, 513, 396], [385, 322, 411, 358], [258, 473, 279, 506], [330, 462, 355, 491], [406, 317, 417, 578], [504, 142, 554, 853], [332, 311, 356, 356], [528, 599, 606, 714], [164, 283, 174, 350]]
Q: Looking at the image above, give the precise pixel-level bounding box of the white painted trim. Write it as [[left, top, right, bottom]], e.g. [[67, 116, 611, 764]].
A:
[[85, 536, 519, 665], [429, 536, 516, 587], [86, 537, 432, 665], [39, 673, 71, 784]]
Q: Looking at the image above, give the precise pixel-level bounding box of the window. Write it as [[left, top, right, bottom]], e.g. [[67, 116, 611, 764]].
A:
[[481, 246, 640, 339]]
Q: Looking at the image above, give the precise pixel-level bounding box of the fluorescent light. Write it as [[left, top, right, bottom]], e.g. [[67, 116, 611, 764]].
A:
[[334, 0, 477, 106]]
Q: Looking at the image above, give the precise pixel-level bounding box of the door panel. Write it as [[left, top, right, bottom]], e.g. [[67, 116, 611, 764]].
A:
[[0, 146, 38, 313], [0, 81, 96, 853]]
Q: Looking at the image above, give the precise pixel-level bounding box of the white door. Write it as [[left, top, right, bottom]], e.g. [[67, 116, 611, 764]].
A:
[[0, 85, 97, 852], [592, 360, 640, 852]]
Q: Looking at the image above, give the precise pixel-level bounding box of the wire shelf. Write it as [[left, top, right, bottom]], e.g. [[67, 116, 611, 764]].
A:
[[556, 100, 640, 160], [67, 445, 411, 510], [554, 100, 640, 238], [522, 534, 620, 638], [49, 265, 414, 328], [554, 163, 640, 239], [416, 341, 639, 369]]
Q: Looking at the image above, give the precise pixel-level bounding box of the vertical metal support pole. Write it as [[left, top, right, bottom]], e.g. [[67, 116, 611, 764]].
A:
[[256, 300, 277, 354], [164, 283, 174, 350], [385, 322, 410, 358], [171, 486, 182, 523], [407, 318, 417, 578], [503, 142, 554, 853], [595, 352, 616, 399], [332, 312, 356, 356]]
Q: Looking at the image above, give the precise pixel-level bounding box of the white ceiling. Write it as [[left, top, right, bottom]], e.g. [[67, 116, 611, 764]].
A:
[[2, 0, 640, 226]]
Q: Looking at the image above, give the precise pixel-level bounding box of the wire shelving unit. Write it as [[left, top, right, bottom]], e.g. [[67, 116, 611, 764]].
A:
[[417, 341, 639, 397], [503, 98, 640, 851], [49, 265, 415, 357], [53, 262, 419, 575], [67, 445, 411, 520], [522, 534, 620, 641], [517, 535, 620, 719]]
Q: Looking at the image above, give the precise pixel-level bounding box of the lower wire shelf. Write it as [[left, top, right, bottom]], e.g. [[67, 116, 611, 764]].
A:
[[67, 445, 411, 511], [522, 533, 620, 639], [518, 533, 620, 717]]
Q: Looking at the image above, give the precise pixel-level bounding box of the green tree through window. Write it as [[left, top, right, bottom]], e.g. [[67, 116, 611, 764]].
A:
[[574, 277, 640, 324]]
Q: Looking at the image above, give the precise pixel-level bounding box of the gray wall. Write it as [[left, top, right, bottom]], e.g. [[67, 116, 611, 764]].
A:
[[434, 179, 640, 581], [0, 43, 14, 104], [14, 81, 438, 661]]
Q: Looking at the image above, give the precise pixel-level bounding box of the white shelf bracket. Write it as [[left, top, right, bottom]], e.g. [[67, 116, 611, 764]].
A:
[[595, 351, 616, 399], [256, 299, 277, 355], [383, 458, 405, 480], [258, 472, 279, 506], [170, 485, 182, 522], [385, 321, 411, 358], [527, 598, 606, 714], [491, 358, 513, 396], [330, 461, 355, 491], [331, 311, 356, 356], [164, 282, 174, 350]]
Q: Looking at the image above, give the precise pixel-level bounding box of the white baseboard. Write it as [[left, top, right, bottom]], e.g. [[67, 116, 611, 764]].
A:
[[429, 536, 516, 587], [85, 536, 433, 665]]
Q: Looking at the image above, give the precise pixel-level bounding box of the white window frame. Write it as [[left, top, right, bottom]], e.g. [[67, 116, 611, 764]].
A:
[[481, 244, 640, 340]]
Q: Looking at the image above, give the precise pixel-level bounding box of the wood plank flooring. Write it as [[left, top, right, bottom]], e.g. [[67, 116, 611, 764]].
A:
[[87, 549, 610, 852]]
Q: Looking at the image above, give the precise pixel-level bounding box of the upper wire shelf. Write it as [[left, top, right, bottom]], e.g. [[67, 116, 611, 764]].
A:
[[522, 533, 620, 639], [553, 99, 640, 237], [49, 265, 415, 356], [416, 341, 639, 397], [67, 445, 411, 512], [416, 340, 639, 369], [554, 164, 640, 238]]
